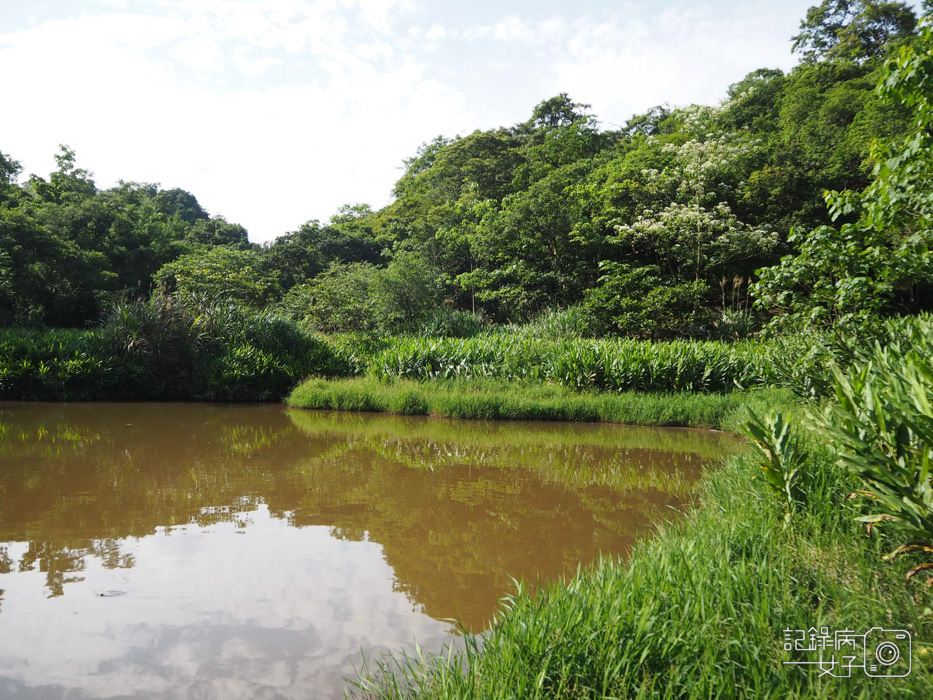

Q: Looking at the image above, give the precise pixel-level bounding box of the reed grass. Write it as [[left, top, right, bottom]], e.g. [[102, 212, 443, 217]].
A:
[[367, 335, 773, 393], [286, 377, 796, 430]]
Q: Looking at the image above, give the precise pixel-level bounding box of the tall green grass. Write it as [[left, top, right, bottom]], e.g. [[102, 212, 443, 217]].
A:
[[327, 314, 930, 399], [368, 335, 773, 393], [287, 376, 796, 430]]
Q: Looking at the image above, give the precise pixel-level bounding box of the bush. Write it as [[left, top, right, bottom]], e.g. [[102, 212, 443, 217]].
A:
[[418, 307, 485, 338], [0, 296, 351, 401], [516, 305, 593, 339]]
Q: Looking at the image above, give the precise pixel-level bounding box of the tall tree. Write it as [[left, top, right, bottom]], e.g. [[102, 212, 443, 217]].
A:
[[755, 22, 933, 328], [792, 0, 917, 64], [0, 151, 21, 206]]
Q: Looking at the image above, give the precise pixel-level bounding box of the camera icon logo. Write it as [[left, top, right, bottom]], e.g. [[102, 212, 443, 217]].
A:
[[863, 627, 912, 677]]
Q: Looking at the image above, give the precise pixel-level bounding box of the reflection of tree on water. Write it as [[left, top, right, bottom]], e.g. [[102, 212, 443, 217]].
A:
[[0, 545, 10, 609], [19, 541, 87, 597], [0, 403, 735, 622], [0, 404, 298, 598], [14, 538, 134, 598]]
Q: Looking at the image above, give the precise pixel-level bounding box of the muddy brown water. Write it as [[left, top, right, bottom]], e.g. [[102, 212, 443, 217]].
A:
[[0, 402, 740, 699]]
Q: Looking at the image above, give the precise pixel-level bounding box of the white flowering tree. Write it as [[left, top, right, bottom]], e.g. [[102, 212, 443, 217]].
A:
[[583, 114, 779, 335]]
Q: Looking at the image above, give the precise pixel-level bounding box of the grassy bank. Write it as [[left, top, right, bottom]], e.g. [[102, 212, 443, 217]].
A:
[[287, 376, 796, 430], [353, 431, 933, 697]]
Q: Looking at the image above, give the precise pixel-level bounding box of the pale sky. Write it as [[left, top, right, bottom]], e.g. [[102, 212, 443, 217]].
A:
[[0, 1, 919, 243]]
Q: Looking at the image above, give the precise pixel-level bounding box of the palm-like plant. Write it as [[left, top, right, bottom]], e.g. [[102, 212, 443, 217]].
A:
[[822, 333, 933, 583], [741, 409, 804, 525]]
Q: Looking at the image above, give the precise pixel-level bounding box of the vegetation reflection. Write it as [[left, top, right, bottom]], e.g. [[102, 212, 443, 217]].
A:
[[0, 403, 735, 627]]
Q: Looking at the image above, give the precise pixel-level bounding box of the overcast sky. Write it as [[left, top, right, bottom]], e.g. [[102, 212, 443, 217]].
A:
[[0, 0, 921, 243]]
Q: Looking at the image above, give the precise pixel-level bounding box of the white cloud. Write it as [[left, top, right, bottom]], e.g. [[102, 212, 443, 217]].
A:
[[0, 0, 478, 241], [425, 24, 446, 42], [0, 0, 826, 242], [346, 0, 414, 33], [547, 5, 803, 127], [173, 36, 225, 72], [461, 15, 543, 44], [231, 48, 281, 78]]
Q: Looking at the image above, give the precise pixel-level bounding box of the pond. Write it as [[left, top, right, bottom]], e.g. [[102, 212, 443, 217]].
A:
[[0, 402, 739, 699]]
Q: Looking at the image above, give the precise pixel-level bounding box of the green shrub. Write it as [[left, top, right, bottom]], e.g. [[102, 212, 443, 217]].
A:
[[0, 297, 350, 401], [819, 324, 933, 580], [418, 307, 486, 338]]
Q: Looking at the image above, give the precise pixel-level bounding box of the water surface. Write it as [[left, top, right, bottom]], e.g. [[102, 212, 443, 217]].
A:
[[0, 402, 739, 698]]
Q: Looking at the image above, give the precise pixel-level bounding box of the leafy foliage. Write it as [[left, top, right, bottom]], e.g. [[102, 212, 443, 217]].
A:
[[741, 410, 806, 524], [792, 0, 917, 64], [0, 296, 350, 401], [819, 324, 933, 576], [155, 246, 280, 308], [755, 19, 933, 329]]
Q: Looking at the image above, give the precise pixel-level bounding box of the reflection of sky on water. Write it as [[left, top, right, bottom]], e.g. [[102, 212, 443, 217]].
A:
[[0, 506, 451, 699], [0, 402, 737, 698]]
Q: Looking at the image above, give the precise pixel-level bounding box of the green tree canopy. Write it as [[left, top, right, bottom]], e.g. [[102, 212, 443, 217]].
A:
[[792, 0, 917, 63], [755, 20, 933, 328], [155, 246, 280, 308]]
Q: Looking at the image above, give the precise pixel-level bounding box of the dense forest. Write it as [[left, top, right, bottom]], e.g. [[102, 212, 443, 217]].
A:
[[2, 0, 932, 339]]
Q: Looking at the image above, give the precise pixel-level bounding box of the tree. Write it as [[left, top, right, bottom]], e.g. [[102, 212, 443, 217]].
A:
[[0, 150, 21, 206], [527, 93, 591, 130], [185, 216, 252, 249], [154, 188, 209, 224], [720, 69, 786, 132], [28, 145, 97, 204], [393, 136, 454, 200], [792, 0, 917, 64], [0, 208, 114, 326], [623, 105, 674, 137], [372, 250, 442, 331], [517, 95, 610, 175], [461, 162, 598, 319], [155, 247, 279, 308], [755, 23, 933, 328], [583, 263, 712, 338], [298, 262, 380, 333], [262, 219, 382, 292], [612, 201, 778, 285]]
